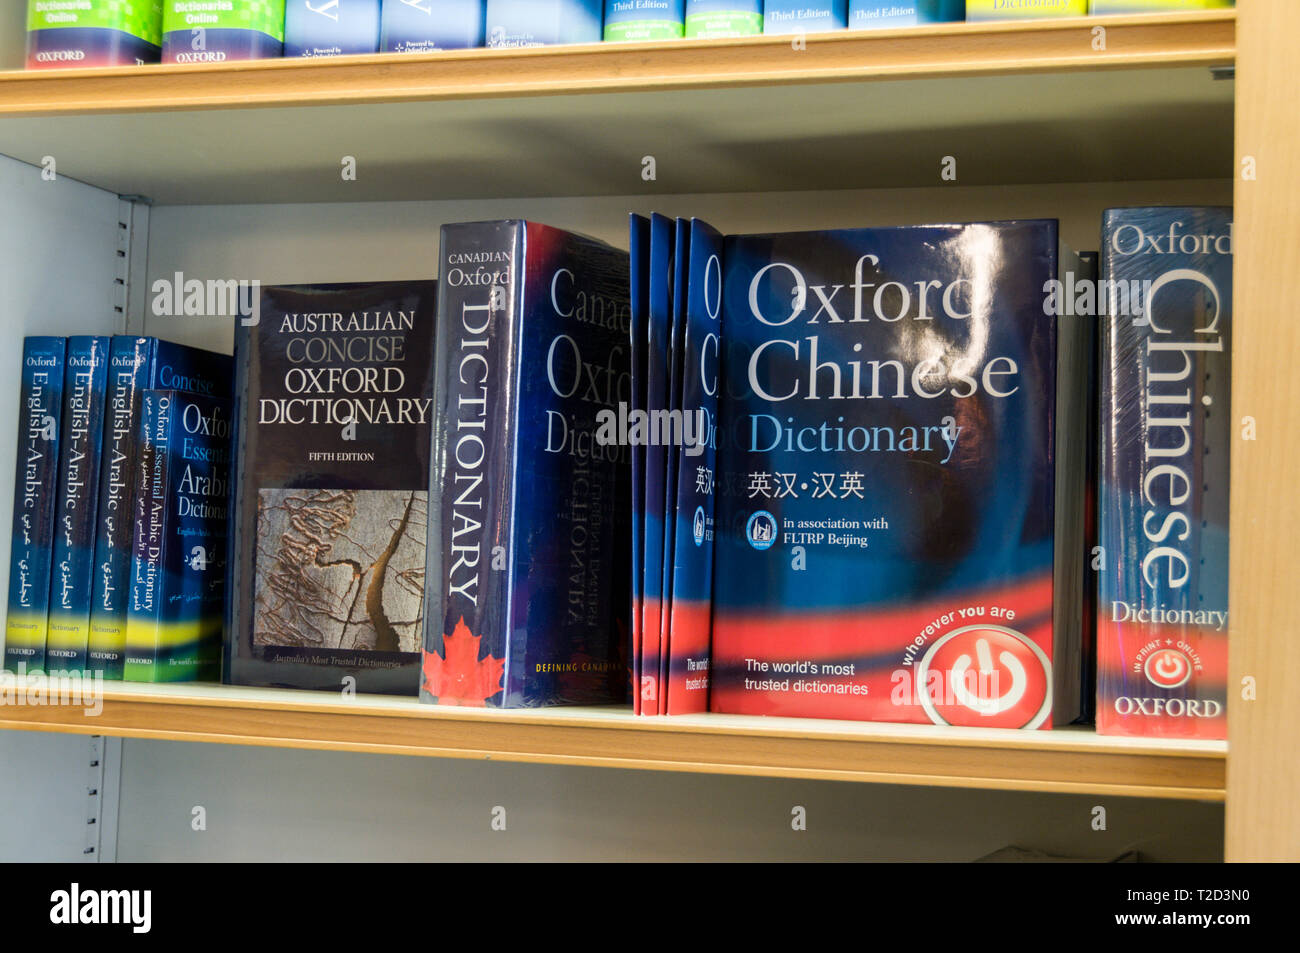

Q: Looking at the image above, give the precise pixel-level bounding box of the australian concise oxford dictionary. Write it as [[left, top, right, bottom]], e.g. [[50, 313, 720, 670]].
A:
[[1096, 207, 1231, 740], [711, 221, 1087, 728], [225, 282, 438, 695]]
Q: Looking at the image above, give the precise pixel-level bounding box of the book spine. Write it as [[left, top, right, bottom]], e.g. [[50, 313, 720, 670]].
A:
[[848, 1, 963, 29], [1050, 245, 1086, 726], [1078, 250, 1101, 724], [123, 390, 172, 682], [628, 214, 651, 713], [965, 0, 1088, 20], [762, 0, 847, 33], [5, 337, 67, 675], [486, 0, 603, 47], [665, 218, 721, 715], [381, 0, 487, 52], [1090, 1, 1231, 14], [604, 0, 685, 41], [88, 337, 155, 679], [155, 393, 230, 682], [422, 221, 523, 707], [1096, 207, 1231, 739], [285, 0, 381, 57], [639, 213, 675, 713], [162, 1, 286, 63], [223, 323, 252, 687], [25, 0, 163, 69], [658, 216, 692, 713], [46, 336, 112, 676], [684, 0, 762, 38]]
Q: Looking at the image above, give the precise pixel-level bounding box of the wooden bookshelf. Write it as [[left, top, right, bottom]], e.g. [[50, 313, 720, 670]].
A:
[[0, 12, 1235, 203], [0, 12, 1234, 113], [0, 679, 1225, 801], [1228, 0, 1300, 862], [6, 3, 1300, 860]]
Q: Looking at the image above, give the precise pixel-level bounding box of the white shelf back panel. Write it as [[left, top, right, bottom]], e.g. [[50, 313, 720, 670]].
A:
[[0, 154, 125, 624], [142, 177, 1232, 352], [0, 156, 123, 862], [0, 732, 102, 862], [116, 738, 1223, 862]]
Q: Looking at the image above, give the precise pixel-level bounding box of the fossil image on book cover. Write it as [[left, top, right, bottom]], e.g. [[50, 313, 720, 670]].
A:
[[253, 488, 426, 654]]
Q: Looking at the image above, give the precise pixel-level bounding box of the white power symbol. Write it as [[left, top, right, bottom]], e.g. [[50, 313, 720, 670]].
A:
[[950, 638, 1028, 716], [1154, 655, 1185, 679]]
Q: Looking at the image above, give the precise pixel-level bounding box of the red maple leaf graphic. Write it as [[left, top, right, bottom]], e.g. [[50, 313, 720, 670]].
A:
[[423, 617, 506, 706]]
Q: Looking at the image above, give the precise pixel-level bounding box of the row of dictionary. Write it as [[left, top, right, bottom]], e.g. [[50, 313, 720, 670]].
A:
[[20, 1, 1233, 69], [3, 206, 1229, 745]]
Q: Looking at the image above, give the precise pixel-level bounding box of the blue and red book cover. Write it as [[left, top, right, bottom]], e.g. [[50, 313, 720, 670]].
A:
[[424, 220, 629, 708], [636, 213, 675, 713], [655, 217, 691, 713], [710, 221, 1085, 728], [662, 218, 721, 714], [1096, 207, 1231, 740], [629, 214, 650, 712]]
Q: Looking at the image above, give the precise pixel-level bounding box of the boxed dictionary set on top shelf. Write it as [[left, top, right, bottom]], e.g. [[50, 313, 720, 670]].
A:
[[21, 1, 1233, 68]]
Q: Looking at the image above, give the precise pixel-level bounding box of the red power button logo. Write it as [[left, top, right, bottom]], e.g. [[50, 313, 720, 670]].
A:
[[915, 624, 1053, 730], [1144, 648, 1193, 689]]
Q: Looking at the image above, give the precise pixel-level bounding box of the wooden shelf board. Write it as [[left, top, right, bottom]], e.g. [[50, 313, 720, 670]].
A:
[[0, 13, 1234, 203], [0, 679, 1225, 800], [0, 13, 1234, 114]]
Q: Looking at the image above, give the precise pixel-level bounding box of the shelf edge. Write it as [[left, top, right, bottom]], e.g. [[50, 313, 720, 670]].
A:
[[0, 684, 1226, 800], [0, 12, 1235, 117]]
